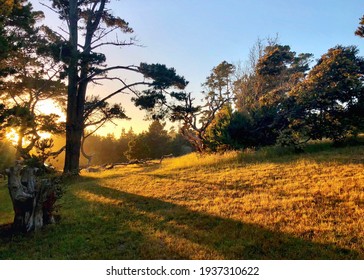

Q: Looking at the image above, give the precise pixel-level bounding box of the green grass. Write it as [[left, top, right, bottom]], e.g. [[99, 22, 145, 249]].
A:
[[1, 143, 364, 259]]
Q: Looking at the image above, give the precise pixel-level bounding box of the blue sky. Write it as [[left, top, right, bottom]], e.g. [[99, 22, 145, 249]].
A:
[[109, 0, 363, 91], [32, 0, 364, 135]]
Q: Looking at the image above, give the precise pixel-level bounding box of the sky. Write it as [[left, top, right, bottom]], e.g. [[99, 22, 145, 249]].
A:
[[31, 0, 364, 137]]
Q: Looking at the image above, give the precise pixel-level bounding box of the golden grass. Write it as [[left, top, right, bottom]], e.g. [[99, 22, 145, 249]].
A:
[[77, 146, 364, 259], [1, 144, 364, 259]]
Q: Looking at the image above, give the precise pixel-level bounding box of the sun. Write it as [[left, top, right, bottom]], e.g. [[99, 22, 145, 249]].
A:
[[5, 128, 52, 146], [36, 99, 66, 122], [5, 128, 19, 146], [5, 99, 65, 146]]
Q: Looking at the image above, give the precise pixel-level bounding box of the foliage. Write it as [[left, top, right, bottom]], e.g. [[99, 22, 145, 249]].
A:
[[0, 139, 16, 170], [126, 121, 183, 160], [0, 0, 66, 160], [148, 61, 236, 153], [289, 45, 364, 143], [231, 42, 313, 149], [355, 15, 364, 38], [204, 105, 234, 151]]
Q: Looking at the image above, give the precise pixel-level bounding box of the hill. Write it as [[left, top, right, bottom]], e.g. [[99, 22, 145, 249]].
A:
[[1, 144, 364, 259]]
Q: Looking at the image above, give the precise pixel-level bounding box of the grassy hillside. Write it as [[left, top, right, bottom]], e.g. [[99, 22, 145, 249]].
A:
[[1, 143, 364, 259]]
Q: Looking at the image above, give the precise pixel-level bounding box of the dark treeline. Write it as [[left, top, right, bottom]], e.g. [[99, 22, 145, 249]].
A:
[[0, 120, 193, 170], [44, 121, 193, 169]]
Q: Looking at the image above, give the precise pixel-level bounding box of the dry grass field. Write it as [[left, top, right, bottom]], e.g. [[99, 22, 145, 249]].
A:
[[0, 143, 363, 259]]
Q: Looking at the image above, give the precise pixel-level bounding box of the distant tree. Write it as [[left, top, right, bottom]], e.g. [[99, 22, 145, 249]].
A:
[[0, 0, 14, 16], [289, 45, 364, 143], [355, 15, 364, 38], [81, 96, 129, 166], [126, 120, 171, 160], [232, 42, 312, 148], [169, 131, 194, 156], [125, 133, 150, 160], [144, 120, 170, 158], [175, 61, 235, 152], [204, 105, 233, 151], [133, 61, 234, 153], [45, 0, 188, 174], [117, 128, 136, 162]]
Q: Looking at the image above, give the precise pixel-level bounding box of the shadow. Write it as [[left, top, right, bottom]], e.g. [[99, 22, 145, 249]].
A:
[[1, 165, 362, 259], [63, 182, 360, 259], [0, 223, 13, 239]]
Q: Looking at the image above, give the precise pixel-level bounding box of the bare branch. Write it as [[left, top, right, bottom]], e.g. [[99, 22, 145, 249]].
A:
[[90, 26, 119, 45], [91, 40, 136, 50]]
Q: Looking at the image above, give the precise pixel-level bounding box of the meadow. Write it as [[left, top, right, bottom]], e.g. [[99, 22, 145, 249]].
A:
[[0, 143, 363, 259]]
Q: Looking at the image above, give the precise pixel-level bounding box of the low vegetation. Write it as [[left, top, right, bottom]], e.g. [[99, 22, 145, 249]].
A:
[[1, 143, 363, 259]]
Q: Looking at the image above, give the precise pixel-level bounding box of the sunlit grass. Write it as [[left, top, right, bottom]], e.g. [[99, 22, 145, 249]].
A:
[[1, 143, 364, 259]]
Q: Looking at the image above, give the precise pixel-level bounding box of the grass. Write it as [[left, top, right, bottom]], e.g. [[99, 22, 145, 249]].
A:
[[0, 143, 364, 259]]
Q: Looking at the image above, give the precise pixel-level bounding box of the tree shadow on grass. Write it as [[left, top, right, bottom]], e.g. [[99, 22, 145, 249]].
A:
[[65, 182, 359, 260], [0, 178, 361, 260]]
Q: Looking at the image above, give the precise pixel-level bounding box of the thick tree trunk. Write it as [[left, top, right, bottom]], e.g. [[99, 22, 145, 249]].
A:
[[63, 0, 80, 174], [64, 125, 83, 174], [63, 0, 106, 174]]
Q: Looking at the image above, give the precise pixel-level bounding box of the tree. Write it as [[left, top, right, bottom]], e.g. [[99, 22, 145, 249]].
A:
[[204, 105, 233, 151], [289, 45, 364, 143], [234, 42, 312, 112], [0, 0, 66, 160], [355, 15, 364, 38], [232, 42, 312, 148], [169, 61, 235, 152], [125, 133, 150, 161], [46, 0, 188, 174], [233, 37, 276, 113], [117, 128, 136, 162], [126, 120, 171, 160], [0, 0, 15, 16]]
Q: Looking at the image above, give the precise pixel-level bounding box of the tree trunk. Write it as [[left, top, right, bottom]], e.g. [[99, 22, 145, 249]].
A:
[[64, 125, 83, 174], [63, 0, 80, 174]]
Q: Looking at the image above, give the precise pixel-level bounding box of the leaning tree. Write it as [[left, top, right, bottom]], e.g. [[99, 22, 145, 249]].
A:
[[42, 0, 188, 174]]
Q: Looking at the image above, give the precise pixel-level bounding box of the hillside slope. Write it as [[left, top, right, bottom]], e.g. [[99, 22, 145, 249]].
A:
[[1, 144, 364, 259]]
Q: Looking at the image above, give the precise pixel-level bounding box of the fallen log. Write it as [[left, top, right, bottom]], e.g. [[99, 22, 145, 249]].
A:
[[159, 154, 174, 164]]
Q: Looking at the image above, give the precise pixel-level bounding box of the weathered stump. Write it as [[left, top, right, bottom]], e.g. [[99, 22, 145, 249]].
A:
[[6, 164, 35, 232], [5, 163, 60, 232]]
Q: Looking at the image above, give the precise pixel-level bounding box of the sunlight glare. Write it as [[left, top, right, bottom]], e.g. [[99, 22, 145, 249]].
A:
[[36, 100, 66, 122], [5, 129, 19, 146], [5, 129, 52, 146]]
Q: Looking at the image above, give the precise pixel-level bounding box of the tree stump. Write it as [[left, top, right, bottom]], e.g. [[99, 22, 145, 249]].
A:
[[5, 163, 60, 232]]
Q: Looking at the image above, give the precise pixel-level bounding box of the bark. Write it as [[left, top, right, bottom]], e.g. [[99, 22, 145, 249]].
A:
[[6, 164, 59, 232], [63, 0, 81, 174]]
